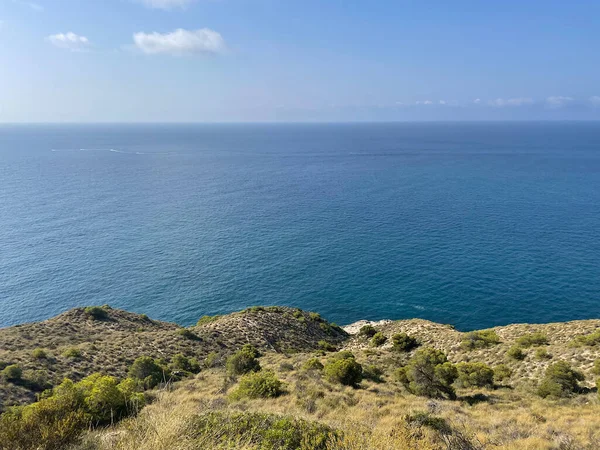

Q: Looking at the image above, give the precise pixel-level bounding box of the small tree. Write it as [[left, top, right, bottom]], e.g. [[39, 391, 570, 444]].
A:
[[170, 353, 200, 374], [507, 346, 525, 361], [323, 352, 363, 387], [460, 330, 500, 351], [1, 364, 22, 382], [516, 332, 548, 347], [358, 325, 377, 338], [396, 348, 457, 399], [455, 362, 494, 388], [371, 332, 387, 347], [537, 361, 584, 398], [391, 333, 419, 352], [493, 364, 512, 383], [128, 356, 168, 388], [226, 346, 261, 377]]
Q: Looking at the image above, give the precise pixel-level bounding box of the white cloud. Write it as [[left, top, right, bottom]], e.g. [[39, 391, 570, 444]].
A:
[[489, 97, 534, 107], [473, 98, 481, 104], [133, 28, 226, 55], [545, 96, 573, 108], [589, 96, 600, 107], [47, 32, 90, 51], [415, 100, 433, 105], [439, 100, 446, 105], [136, 0, 194, 9]]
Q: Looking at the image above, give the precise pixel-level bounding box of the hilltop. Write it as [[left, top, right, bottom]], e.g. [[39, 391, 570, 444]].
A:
[[2, 305, 600, 449]]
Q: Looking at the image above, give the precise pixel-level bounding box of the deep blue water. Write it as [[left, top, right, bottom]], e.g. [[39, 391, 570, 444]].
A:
[[1, 122, 599, 330]]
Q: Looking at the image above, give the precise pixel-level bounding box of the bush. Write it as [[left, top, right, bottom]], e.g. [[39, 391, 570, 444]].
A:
[[317, 340, 336, 352], [404, 411, 452, 434], [128, 356, 169, 388], [230, 370, 285, 400], [188, 411, 337, 450], [362, 364, 384, 383], [302, 358, 324, 371], [507, 346, 526, 361], [570, 331, 600, 347], [493, 364, 512, 382], [593, 359, 600, 376], [391, 333, 419, 352], [32, 348, 48, 359], [309, 312, 322, 321], [537, 361, 584, 398], [395, 348, 457, 399], [516, 332, 549, 347], [176, 328, 199, 340], [279, 362, 295, 372], [170, 353, 201, 374], [455, 362, 494, 388], [460, 330, 500, 350], [204, 352, 220, 368], [62, 347, 82, 359], [226, 346, 261, 377], [1, 364, 22, 382], [196, 315, 222, 326], [371, 332, 387, 347], [358, 325, 377, 338], [84, 306, 108, 320], [323, 353, 363, 387], [535, 348, 552, 360]]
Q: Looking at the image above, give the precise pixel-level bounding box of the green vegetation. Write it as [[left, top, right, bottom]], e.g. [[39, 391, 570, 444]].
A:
[[323, 352, 363, 387], [1, 365, 22, 382], [516, 332, 548, 347], [226, 345, 261, 377], [493, 364, 512, 382], [196, 315, 222, 326], [317, 340, 336, 352], [570, 330, 600, 347], [537, 361, 584, 398], [455, 362, 494, 388], [460, 329, 500, 350], [230, 370, 285, 400], [391, 332, 419, 352], [535, 348, 552, 360], [128, 356, 170, 388], [169, 353, 200, 374], [593, 359, 600, 376], [62, 347, 83, 359], [370, 332, 387, 347], [31, 348, 47, 360], [302, 358, 324, 371], [176, 328, 198, 340], [84, 306, 108, 320], [507, 345, 526, 361], [358, 325, 377, 338], [395, 348, 457, 399], [188, 411, 337, 450], [362, 364, 384, 383]]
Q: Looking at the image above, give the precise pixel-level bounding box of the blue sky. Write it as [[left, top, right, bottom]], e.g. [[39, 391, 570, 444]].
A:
[[1, 0, 599, 122]]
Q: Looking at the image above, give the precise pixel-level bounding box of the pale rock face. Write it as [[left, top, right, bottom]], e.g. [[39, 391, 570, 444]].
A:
[[342, 319, 392, 335]]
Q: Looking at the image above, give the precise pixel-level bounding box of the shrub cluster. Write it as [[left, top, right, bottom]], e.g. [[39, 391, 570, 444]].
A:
[[230, 370, 285, 400], [128, 356, 171, 388], [537, 361, 584, 398], [302, 358, 324, 371], [455, 362, 494, 388], [395, 348, 457, 399], [506, 345, 526, 361], [570, 331, 600, 347], [370, 332, 387, 347], [170, 353, 201, 374], [84, 306, 108, 320], [460, 330, 500, 351], [516, 332, 548, 347], [323, 352, 363, 387], [358, 325, 377, 338], [226, 345, 261, 377], [391, 333, 419, 352]]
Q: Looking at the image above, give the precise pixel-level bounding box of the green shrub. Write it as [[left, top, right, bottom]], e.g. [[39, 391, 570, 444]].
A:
[[226, 346, 261, 377], [230, 370, 285, 400], [62, 347, 82, 359], [188, 411, 337, 450], [302, 358, 324, 371], [537, 361, 584, 398], [1, 364, 22, 382], [370, 332, 387, 347], [460, 330, 500, 350], [279, 362, 295, 372], [358, 325, 377, 338], [404, 411, 452, 434], [455, 362, 494, 388], [570, 331, 600, 347], [176, 328, 199, 340], [535, 348, 552, 360], [84, 306, 108, 320], [128, 356, 169, 388], [516, 332, 549, 347], [309, 312, 322, 321], [317, 340, 336, 352], [396, 348, 457, 399], [493, 364, 512, 382], [31, 348, 48, 359], [362, 364, 384, 383], [319, 322, 334, 335], [391, 333, 419, 352], [196, 315, 222, 326], [323, 353, 362, 387], [170, 353, 201, 374], [507, 345, 526, 361], [593, 359, 600, 376], [204, 352, 220, 368]]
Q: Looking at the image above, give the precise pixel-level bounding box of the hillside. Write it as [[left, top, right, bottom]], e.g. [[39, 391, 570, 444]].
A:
[[2, 306, 600, 449]]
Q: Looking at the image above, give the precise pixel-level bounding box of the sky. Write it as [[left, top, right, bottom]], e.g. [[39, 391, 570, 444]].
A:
[[1, 0, 600, 122]]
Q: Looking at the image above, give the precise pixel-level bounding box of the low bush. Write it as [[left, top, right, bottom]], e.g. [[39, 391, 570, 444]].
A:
[[230, 370, 285, 400], [302, 358, 324, 371], [371, 332, 387, 347], [196, 315, 222, 326], [324, 352, 363, 387], [84, 306, 108, 320], [460, 330, 500, 351], [226, 346, 261, 377], [1, 364, 22, 382], [395, 348, 457, 399], [362, 364, 384, 383], [404, 411, 452, 434], [537, 361, 584, 398], [176, 328, 199, 340], [535, 348, 552, 360], [188, 411, 338, 450], [170, 353, 201, 374], [62, 347, 82, 359], [358, 325, 377, 338], [507, 346, 526, 361], [128, 356, 170, 388], [570, 331, 600, 347], [31, 348, 48, 359], [317, 340, 336, 352], [391, 333, 419, 352], [204, 352, 220, 368], [516, 332, 549, 347], [493, 364, 512, 382], [455, 362, 494, 388], [309, 312, 322, 321], [593, 359, 600, 376]]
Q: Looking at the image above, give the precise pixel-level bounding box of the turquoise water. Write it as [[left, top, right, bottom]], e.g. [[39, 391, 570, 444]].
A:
[[1, 122, 599, 330]]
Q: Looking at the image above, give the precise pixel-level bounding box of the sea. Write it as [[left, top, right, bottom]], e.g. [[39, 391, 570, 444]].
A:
[[1, 122, 599, 331]]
